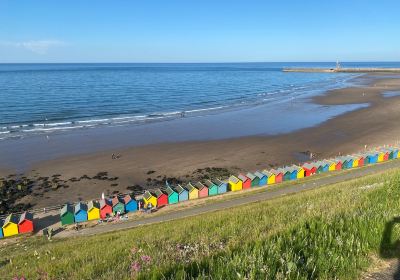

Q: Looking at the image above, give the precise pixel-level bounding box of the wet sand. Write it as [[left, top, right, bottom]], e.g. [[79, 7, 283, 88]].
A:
[[2, 74, 400, 209]]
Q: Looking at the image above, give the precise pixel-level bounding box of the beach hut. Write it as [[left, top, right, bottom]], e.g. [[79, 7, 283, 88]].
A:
[[254, 171, 268, 186], [196, 182, 209, 198], [313, 161, 323, 173], [143, 191, 157, 208], [270, 169, 283, 183], [302, 163, 316, 177], [284, 166, 297, 180], [175, 185, 189, 202], [204, 180, 219, 196], [246, 172, 259, 187], [293, 165, 305, 179], [278, 168, 291, 181], [261, 170, 275, 185], [2, 214, 19, 237], [238, 174, 251, 189], [154, 189, 168, 207], [368, 152, 379, 164], [346, 157, 354, 169], [228, 176, 242, 192], [123, 194, 138, 212], [333, 158, 343, 170], [111, 196, 125, 214], [74, 202, 88, 223], [18, 212, 34, 234], [393, 148, 399, 159], [0, 220, 3, 238], [165, 186, 179, 204], [321, 161, 330, 172], [186, 183, 199, 200], [354, 155, 365, 167], [327, 161, 336, 171], [60, 204, 75, 226], [87, 200, 100, 220], [100, 199, 113, 219], [377, 150, 385, 162], [214, 179, 228, 194]]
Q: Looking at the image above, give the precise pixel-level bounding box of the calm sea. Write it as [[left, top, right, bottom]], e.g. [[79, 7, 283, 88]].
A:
[[0, 62, 398, 140]]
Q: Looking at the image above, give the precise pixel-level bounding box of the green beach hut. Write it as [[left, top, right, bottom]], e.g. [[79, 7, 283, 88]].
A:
[[60, 204, 75, 226], [112, 196, 125, 214], [204, 179, 218, 196], [165, 186, 179, 204], [246, 172, 260, 187]]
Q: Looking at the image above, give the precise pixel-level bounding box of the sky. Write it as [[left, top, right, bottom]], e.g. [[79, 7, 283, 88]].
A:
[[0, 0, 399, 63]]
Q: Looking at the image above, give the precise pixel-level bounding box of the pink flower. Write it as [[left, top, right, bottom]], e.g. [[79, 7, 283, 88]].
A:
[[141, 255, 152, 264], [131, 261, 141, 272]]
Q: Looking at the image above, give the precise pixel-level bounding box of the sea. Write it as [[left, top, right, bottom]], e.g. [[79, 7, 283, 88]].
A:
[[0, 62, 398, 141]]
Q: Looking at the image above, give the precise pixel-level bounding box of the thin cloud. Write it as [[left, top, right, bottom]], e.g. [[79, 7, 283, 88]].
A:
[[0, 40, 65, 54]]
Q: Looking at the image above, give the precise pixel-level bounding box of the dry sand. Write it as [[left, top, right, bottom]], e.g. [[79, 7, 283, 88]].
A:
[[4, 74, 400, 208]]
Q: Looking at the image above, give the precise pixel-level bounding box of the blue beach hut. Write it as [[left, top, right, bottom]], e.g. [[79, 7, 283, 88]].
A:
[[286, 166, 298, 180], [123, 194, 138, 212], [74, 202, 88, 223], [254, 171, 268, 186], [321, 161, 330, 172], [175, 185, 189, 202], [214, 179, 228, 194], [369, 152, 379, 164], [346, 157, 354, 169]]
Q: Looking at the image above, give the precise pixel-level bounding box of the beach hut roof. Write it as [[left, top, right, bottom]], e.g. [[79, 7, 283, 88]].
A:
[[246, 172, 256, 181], [19, 212, 33, 224], [143, 191, 154, 200], [186, 183, 197, 192], [214, 178, 227, 186], [61, 204, 74, 215], [165, 186, 176, 196], [100, 199, 111, 208], [174, 184, 186, 194], [204, 179, 215, 188], [123, 194, 133, 204], [195, 182, 206, 190], [262, 170, 273, 177], [112, 196, 123, 206], [254, 171, 266, 179], [75, 202, 87, 214], [270, 169, 283, 175], [302, 162, 316, 169], [5, 214, 19, 225], [238, 174, 249, 182], [88, 200, 100, 209], [229, 176, 240, 184], [154, 189, 166, 198]]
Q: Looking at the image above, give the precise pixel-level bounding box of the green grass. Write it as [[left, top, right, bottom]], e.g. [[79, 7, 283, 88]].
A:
[[2, 169, 400, 279]]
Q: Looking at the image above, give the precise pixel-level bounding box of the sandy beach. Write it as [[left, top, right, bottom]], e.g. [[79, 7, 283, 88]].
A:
[[2, 73, 400, 209]]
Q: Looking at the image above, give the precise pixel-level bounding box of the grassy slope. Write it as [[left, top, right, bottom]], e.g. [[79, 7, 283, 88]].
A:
[[1, 170, 400, 279]]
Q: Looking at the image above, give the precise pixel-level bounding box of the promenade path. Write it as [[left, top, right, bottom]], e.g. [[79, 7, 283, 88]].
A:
[[53, 158, 400, 238]]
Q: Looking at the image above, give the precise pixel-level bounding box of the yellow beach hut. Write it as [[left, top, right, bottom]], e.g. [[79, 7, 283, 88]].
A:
[[327, 160, 336, 171], [228, 175, 242, 192], [186, 183, 199, 200], [377, 150, 385, 162], [87, 200, 100, 221], [143, 191, 157, 208], [2, 214, 19, 237], [262, 170, 276, 185], [295, 165, 305, 179]]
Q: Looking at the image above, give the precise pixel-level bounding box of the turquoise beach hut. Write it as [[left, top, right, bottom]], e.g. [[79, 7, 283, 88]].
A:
[[165, 186, 179, 204], [175, 185, 189, 202], [214, 179, 228, 194], [0, 220, 3, 238], [204, 180, 218, 196], [286, 166, 298, 180], [60, 204, 75, 226], [123, 194, 138, 212], [74, 202, 88, 223], [254, 171, 268, 186]]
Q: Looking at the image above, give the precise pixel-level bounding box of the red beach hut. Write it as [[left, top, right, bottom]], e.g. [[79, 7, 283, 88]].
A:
[[195, 182, 209, 198], [270, 169, 283, 183], [18, 212, 34, 234], [302, 163, 316, 177], [334, 158, 343, 170], [100, 199, 112, 219], [238, 174, 251, 189], [154, 189, 168, 207]]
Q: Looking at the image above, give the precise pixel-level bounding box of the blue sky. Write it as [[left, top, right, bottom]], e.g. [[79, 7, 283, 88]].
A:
[[0, 0, 399, 62]]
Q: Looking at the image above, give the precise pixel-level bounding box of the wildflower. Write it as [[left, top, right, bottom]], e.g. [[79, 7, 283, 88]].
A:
[[131, 261, 141, 272], [141, 255, 152, 264]]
